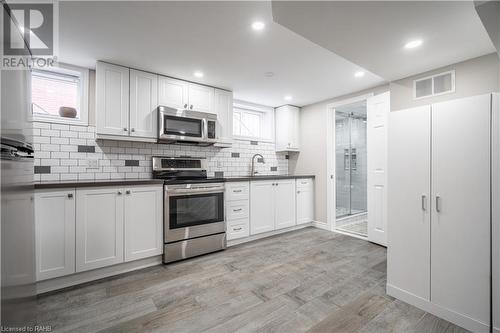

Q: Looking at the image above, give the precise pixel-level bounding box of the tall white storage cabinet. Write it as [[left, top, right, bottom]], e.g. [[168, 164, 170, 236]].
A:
[[387, 94, 494, 333]]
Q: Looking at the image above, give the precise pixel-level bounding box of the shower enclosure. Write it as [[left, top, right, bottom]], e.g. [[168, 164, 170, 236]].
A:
[[335, 106, 368, 236]]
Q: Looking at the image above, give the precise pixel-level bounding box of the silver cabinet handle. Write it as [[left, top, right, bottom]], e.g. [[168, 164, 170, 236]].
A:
[[421, 194, 426, 211], [233, 190, 242, 193], [233, 208, 242, 212], [435, 195, 441, 212], [67, 193, 73, 198], [126, 190, 131, 195], [123, 128, 127, 131], [233, 227, 242, 231]]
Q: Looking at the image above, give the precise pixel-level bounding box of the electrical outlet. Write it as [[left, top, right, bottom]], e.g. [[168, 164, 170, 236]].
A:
[[87, 159, 99, 169]]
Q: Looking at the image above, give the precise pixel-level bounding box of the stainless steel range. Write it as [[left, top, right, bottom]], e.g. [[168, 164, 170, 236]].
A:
[[152, 156, 226, 263]]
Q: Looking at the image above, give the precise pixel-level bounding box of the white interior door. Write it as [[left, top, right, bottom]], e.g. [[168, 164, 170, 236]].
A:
[[431, 94, 491, 326], [386, 105, 431, 301], [367, 92, 389, 246]]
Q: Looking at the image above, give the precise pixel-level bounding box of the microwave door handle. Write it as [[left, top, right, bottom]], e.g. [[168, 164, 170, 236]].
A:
[[202, 118, 208, 140]]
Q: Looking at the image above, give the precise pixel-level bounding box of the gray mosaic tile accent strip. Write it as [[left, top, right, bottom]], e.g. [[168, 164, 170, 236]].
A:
[[125, 160, 140, 166], [270, 166, 278, 171], [78, 145, 95, 153], [250, 141, 258, 145], [35, 166, 51, 174], [214, 171, 224, 178], [257, 157, 264, 163], [231, 152, 240, 158]]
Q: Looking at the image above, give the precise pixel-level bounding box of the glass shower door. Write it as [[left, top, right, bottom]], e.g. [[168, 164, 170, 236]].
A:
[[335, 112, 351, 218]]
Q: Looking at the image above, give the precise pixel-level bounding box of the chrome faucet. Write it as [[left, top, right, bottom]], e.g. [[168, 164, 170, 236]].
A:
[[251, 154, 265, 176]]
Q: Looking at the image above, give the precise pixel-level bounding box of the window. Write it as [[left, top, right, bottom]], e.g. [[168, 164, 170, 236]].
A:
[[31, 64, 88, 125], [233, 108, 262, 138], [232, 100, 275, 142], [414, 70, 455, 100]]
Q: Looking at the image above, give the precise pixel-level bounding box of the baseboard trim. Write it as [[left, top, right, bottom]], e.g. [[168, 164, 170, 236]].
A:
[[36, 255, 162, 294], [227, 223, 313, 247], [312, 220, 330, 230], [386, 284, 490, 333]]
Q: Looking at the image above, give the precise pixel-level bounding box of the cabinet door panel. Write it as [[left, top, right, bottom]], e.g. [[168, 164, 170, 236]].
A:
[[158, 76, 188, 109], [431, 94, 491, 324], [130, 70, 158, 139], [250, 181, 275, 235], [96, 62, 129, 136], [188, 83, 214, 114], [76, 188, 124, 272], [124, 186, 162, 261], [296, 180, 314, 224], [387, 105, 431, 301], [275, 179, 296, 229], [35, 190, 75, 280]]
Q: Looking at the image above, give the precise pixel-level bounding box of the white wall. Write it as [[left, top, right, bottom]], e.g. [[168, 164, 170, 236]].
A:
[[391, 53, 499, 111], [289, 84, 389, 223]]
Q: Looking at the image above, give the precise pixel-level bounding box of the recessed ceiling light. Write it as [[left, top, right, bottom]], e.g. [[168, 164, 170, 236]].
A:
[[354, 71, 365, 78], [405, 39, 423, 49], [284, 95, 293, 101], [251, 21, 265, 31], [193, 71, 204, 78]]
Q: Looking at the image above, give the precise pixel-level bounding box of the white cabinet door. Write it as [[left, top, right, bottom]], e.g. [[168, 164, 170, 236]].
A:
[[275, 105, 300, 152], [35, 190, 75, 281], [96, 62, 130, 136], [250, 181, 275, 235], [431, 94, 491, 325], [158, 76, 188, 109], [275, 179, 296, 229], [124, 186, 163, 262], [214, 89, 233, 144], [129, 70, 158, 139], [367, 92, 389, 246], [76, 187, 124, 272], [296, 180, 314, 225], [387, 105, 431, 301], [188, 83, 214, 113]]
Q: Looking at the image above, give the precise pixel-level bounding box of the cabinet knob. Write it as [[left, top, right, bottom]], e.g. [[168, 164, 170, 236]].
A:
[[184, 104, 188, 109], [67, 193, 73, 198], [297, 191, 300, 194], [190, 105, 193, 110], [131, 128, 135, 132], [117, 191, 122, 195], [126, 190, 131, 195], [123, 128, 128, 131]]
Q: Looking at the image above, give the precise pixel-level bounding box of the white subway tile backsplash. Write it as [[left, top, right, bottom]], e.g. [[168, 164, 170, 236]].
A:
[[32, 122, 288, 181]]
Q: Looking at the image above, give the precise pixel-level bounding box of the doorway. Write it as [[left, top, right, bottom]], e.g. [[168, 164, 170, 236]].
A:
[[334, 101, 368, 237]]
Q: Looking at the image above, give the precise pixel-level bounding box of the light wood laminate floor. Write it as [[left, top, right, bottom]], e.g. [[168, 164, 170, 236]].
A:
[[36, 227, 470, 333]]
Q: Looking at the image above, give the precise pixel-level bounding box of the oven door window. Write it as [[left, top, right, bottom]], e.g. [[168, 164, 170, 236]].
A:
[[169, 193, 224, 229], [164, 116, 203, 138]]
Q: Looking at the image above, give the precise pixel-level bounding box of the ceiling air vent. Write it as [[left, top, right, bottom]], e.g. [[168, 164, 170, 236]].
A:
[[414, 70, 455, 100]]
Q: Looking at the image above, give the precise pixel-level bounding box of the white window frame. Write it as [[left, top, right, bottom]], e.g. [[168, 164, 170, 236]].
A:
[[232, 100, 274, 142], [30, 63, 89, 126], [413, 70, 455, 100]]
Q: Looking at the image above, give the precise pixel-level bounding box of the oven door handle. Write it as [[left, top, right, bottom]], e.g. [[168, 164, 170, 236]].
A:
[[167, 188, 224, 195]]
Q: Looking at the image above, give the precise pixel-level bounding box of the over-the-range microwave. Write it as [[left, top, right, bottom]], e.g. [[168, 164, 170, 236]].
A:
[[158, 106, 217, 145]]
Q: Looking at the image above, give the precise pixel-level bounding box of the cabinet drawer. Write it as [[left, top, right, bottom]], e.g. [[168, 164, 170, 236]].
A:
[[226, 200, 249, 220], [227, 219, 249, 240], [225, 182, 249, 201], [296, 178, 313, 189]]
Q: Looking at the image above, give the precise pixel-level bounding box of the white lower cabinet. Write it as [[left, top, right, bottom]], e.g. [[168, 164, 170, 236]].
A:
[[296, 178, 314, 224], [35, 190, 76, 281], [225, 182, 250, 241], [124, 186, 163, 261], [76, 187, 125, 272], [250, 180, 296, 235]]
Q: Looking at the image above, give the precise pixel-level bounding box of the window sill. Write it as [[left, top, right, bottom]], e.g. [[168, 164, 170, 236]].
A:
[[31, 115, 88, 127]]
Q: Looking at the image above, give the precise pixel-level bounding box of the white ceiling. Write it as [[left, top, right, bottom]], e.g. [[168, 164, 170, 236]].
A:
[[272, 1, 496, 81], [58, 1, 385, 108]]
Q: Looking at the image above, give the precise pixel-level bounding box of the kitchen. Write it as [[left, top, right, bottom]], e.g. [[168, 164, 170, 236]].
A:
[[1, 1, 499, 332]]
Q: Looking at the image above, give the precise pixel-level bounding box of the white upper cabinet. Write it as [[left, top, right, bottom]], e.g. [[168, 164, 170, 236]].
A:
[[75, 187, 124, 272], [124, 186, 163, 262], [214, 89, 233, 146], [35, 190, 76, 281], [275, 105, 300, 152], [129, 70, 158, 139], [187, 83, 215, 114], [158, 76, 188, 109], [96, 62, 130, 136]]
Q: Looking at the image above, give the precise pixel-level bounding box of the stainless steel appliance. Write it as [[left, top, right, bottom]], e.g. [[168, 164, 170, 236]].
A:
[[157, 106, 217, 145], [152, 157, 226, 263], [1, 2, 36, 328]]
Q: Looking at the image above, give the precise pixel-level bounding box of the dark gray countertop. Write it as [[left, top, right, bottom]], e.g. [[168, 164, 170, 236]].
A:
[[34, 178, 165, 189], [34, 175, 315, 189], [224, 175, 315, 182]]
